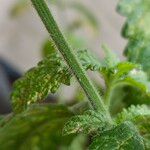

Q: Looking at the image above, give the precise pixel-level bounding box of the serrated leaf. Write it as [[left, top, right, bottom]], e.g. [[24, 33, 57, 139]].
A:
[[115, 105, 150, 124], [105, 62, 150, 115], [115, 105, 150, 150], [111, 63, 150, 95], [0, 104, 73, 150], [11, 52, 71, 113], [12, 47, 104, 113], [108, 63, 150, 107], [117, 0, 150, 76], [101, 44, 120, 68], [78, 50, 102, 71], [63, 110, 110, 135], [90, 121, 145, 150]]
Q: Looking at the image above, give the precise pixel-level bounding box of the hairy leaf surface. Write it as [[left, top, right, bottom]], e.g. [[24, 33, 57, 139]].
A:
[[0, 104, 73, 150], [63, 110, 110, 135], [12, 52, 71, 113], [90, 121, 145, 150], [115, 105, 150, 149]]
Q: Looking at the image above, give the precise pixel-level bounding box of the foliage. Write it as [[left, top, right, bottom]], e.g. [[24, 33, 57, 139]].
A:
[[0, 104, 75, 149], [0, 0, 150, 149], [90, 121, 145, 150], [115, 105, 150, 149], [63, 110, 111, 135], [117, 0, 150, 77]]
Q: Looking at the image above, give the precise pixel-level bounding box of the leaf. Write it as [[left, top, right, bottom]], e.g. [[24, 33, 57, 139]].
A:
[[115, 105, 150, 124], [110, 63, 150, 96], [12, 47, 104, 113], [41, 39, 57, 58], [11, 52, 71, 113], [10, 0, 29, 17], [115, 105, 150, 150], [117, 0, 150, 76], [67, 134, 87, 150], [0, 104, 73, 150], [63, 110, 111, 135], [90, 121, 145, 150], [78, 50, 102, 71], [104, 62, 150, 115], [101, 44, 120, 68]]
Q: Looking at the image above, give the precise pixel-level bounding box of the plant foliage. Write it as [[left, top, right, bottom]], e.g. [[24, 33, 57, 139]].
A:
[[0, 0, 149, 149]]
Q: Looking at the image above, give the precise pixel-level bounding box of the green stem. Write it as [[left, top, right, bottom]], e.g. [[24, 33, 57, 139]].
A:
[[104, 85, 112, 107], [30, 0, 109, 116]]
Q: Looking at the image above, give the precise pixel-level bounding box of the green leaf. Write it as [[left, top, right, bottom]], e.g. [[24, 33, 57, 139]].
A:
[[115, 105, 150, 149], [12, 45, 106, 113], [108, 63, 150, 107], [90, 121, 145, 150], [11, 52, 71, 113], [63, 110, 111, 135], [41, 39, 57, 58], [10, 0, 29, 17], [104, 62, 150, 107], [117, 0, 150, 76], [101, 44, 120, 68], [0, 104, 73, 150], [67, 134, 87, 150], [113, 64, 150, 106], [115, 105, 150, 124], [108, 63, 150, 98], [78, 50, 102, 71]]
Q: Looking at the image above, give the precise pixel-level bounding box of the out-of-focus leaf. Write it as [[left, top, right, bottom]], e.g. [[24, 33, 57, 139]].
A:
[[67, 134, 87, 150], [68, 2, 99, 32], [117, 0, 150, 77], [10, 0, 29, 17], [90, 121, 145, 150], [101, 44, 120, 68], [41, 39, 57, 58], [0, 104, 74, 150]]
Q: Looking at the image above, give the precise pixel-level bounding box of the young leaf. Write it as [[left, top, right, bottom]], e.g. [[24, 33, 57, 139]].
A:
[[41, 39, 57, 58], [90, 121, 145, 150], [0, 104, 73, 150], [101, 44, 120, 68], [103, 62, 150, 106], [78, 50, 102, 71], [63, 110, 111, 135], [115, 105, 150, 124]]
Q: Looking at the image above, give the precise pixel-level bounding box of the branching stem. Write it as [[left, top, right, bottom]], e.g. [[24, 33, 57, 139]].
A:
[[30, 0, 110, 118]]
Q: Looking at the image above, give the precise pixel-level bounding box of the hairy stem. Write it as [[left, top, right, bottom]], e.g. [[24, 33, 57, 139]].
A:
[[30, 0, 109, 116]]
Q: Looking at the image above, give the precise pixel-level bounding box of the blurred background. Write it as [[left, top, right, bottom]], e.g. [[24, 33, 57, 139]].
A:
[[0, 0, 126, 114]]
